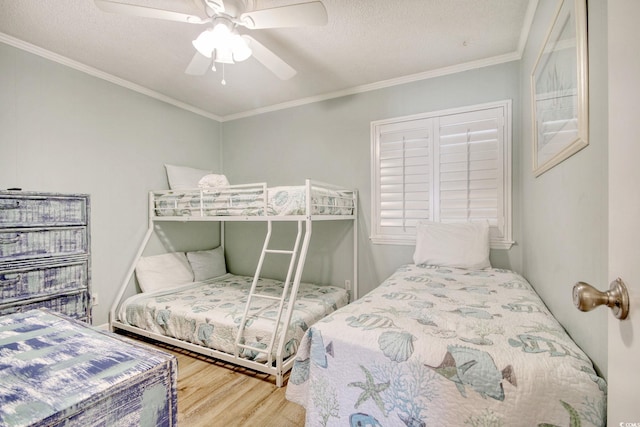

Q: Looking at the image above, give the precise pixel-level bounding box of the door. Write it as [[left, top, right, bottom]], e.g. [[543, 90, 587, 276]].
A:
[[607, 0, 640, 422]]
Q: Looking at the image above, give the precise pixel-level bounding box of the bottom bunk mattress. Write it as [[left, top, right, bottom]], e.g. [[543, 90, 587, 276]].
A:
[[117, 274, 349, 363], [286, 264, 606, 426]]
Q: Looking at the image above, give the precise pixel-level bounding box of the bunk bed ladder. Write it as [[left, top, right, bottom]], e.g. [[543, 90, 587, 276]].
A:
[[234, 219, 304, 374]]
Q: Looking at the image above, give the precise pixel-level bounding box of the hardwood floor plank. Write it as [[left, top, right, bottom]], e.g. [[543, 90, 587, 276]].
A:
[[116, 333, 306, 426]]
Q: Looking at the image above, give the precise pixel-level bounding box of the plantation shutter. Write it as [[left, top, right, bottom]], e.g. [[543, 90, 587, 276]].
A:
[[374, 119, 432, 241], [371, 101, 512, 248], [435, 107, 505, 240]]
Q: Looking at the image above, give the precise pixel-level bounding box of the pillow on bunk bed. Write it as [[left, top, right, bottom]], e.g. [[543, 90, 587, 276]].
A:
[[413, 220, 491, 269], [135, 252, 195, 292], [198, 174, 230, 188], [165, 164, 212, 190], [186, 246, 227, 281]]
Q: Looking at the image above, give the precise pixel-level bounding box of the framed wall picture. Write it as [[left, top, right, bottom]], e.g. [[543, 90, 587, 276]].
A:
[[531, 0, 588, 177]]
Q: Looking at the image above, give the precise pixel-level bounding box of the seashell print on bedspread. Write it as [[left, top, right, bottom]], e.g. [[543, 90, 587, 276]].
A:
[[118, 274, 349, 363], [154, 186, 354, 217], [285, 264, 606, 427]]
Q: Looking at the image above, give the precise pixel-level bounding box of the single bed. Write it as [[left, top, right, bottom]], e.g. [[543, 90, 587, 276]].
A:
[[117, 273, 349, 363], [286, 223, 606, 426]]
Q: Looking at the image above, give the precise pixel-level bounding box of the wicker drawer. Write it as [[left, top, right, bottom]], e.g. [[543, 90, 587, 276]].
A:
[[0, 227, 88, 262], [0, 260, 88, 305], [0, 194, 88, 228], [0, 290, 89, 320]]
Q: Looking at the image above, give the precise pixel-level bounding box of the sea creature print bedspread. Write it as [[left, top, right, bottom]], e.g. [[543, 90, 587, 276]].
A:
[[119, 274, 348, 362], [285, 264, 606, 426]]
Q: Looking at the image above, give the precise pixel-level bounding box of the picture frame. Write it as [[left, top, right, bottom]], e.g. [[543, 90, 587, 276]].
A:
[[531, 0, 588, 177]]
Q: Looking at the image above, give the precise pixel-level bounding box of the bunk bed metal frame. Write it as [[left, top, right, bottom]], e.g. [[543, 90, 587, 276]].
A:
[[109, 179, 358, 386]]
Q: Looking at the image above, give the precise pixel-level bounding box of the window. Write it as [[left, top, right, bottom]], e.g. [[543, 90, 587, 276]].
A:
[[370, 100, 513, 249]]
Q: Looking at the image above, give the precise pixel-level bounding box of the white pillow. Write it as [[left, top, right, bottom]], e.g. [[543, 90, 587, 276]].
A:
[[186, 246, 227, 281], [135, 252, 194, 292], [413, 221, 491, 269], [165, 164, 212, 190], [198, 174, 230, 188]]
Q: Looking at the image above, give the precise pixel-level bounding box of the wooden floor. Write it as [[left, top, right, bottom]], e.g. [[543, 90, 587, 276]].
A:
[[120, 334, 306, 427]]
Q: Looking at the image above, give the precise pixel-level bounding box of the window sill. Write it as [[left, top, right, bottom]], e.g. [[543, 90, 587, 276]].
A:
[[370, 236, 515, 250]]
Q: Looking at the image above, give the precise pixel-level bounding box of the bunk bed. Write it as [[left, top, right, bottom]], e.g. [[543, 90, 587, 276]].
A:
[[286, 222, 607, 426], [110, 179, 358, 387]]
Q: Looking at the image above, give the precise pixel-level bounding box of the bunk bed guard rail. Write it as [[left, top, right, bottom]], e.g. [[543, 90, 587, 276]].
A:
[[151, 179, 356, 219]]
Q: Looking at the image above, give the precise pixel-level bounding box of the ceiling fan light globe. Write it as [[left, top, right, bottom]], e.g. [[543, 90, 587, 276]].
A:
[[192, 29, 215, 58], [230, 34, 252, 62], [233, 46, 252, 62]]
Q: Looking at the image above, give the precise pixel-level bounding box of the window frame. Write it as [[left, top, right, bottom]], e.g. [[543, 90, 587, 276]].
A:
[[370, 100, 514, 249]]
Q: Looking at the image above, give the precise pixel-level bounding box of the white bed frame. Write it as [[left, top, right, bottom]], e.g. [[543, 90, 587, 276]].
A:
[[109, 179, 358, 386]]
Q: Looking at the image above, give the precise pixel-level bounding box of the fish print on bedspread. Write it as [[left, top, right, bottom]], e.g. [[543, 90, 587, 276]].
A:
[[509, 334, 589, 360], [349, 412, 382, 427], [289, 328, 334, 385], [425, 345, 516, 401], [346, 313, 397, 330]]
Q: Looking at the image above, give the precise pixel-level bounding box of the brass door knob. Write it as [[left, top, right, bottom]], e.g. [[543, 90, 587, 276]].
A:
[[573, 278, 629, 320]]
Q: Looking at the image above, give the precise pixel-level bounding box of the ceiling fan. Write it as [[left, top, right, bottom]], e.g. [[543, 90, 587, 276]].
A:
[[93, 0, 328, 81]]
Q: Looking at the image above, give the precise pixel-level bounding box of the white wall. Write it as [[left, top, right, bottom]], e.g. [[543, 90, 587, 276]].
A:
[[0, 43, 222, 325], [519, 0, 608, 376], [222, 62, 522, 298]]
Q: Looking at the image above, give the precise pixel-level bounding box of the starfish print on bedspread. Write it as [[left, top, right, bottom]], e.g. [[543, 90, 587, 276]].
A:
[[348, 365, 390, 413]]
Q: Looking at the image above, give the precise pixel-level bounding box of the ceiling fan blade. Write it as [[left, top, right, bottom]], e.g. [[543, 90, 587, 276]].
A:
[[242, 35, 297, 80], [240, 1, 327, 29], [94, 0, 209, 24], [204, 0, 225, 13], [185, 52, 213, 75], [192, 0, 225, 16], [191, 0, 208, 14]]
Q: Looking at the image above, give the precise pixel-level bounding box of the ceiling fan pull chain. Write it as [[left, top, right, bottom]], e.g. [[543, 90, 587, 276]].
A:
[[221, 63, 227, 85]]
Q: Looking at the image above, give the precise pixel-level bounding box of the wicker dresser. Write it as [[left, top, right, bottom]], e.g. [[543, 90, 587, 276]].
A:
[[0, 191, 91, 322]]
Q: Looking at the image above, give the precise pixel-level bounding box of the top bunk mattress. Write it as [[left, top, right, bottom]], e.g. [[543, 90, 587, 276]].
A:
[[117, 274, 349, 363], [286, 264, 606, 426], [153, 184, 355, 218]]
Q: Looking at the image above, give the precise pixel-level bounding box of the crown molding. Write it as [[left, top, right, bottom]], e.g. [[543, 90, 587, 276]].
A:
[[518, 0, 540, 55]]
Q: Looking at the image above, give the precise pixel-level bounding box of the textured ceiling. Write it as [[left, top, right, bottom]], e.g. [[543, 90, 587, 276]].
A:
[[0, 0, 535, 120]]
